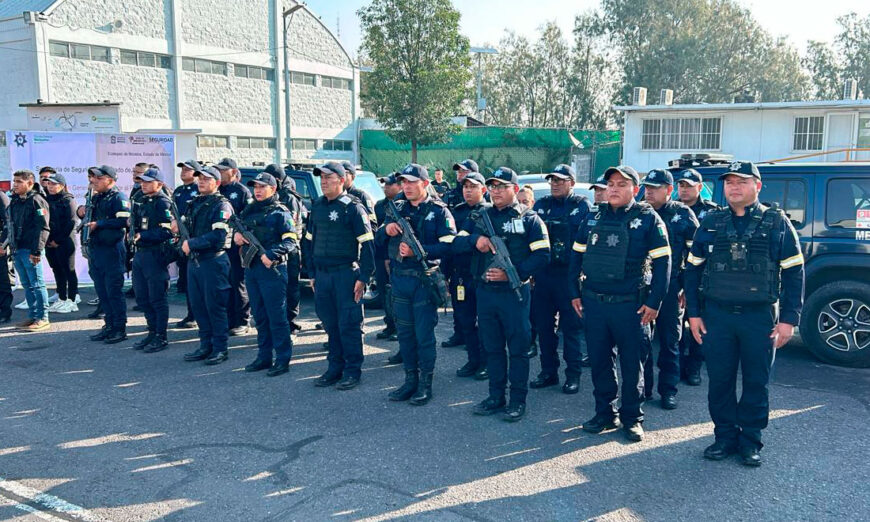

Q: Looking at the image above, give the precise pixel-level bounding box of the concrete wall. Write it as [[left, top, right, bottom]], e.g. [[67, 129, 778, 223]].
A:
[[0, 19, 39, 130], [289, 81, 352, 129], [195, 144, 278, 166], [49, 0, 171, 40], [180, 0, 273, 54], [181, 67, 275, 126], [285, 4, 351, 69]]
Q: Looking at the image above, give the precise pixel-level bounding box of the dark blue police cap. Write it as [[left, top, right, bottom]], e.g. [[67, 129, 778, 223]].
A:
[[547, 164, 576, 181], [591, 175, 607, 189], [88, 165, 118, 180], [486, 167, 518, 185], [676, 168, 702, 185], [247, 172, 277, 188], [313, 161, 347, 178], [264, 163, 285, 180], [452, 159, 479, 173], [603, 165, 640, 185], [641, 169, 674, 187], [43, 172, 67, 185], [138, 167, 165, 183], [462, 172, 486, 186], [215, 158, 238, 171], [379, 173, 399, 185], [177, 160, 203, 171], [195, 166, 221, 181], [719, 160, 761, 180], [341, 161, 357, 175], [398, 163, 429, 181]]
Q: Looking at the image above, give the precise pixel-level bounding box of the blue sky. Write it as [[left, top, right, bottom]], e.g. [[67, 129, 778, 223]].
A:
[[302, 0, 870, 58]]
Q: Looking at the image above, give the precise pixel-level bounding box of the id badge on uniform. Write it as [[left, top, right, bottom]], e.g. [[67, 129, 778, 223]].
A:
[[512, 218, 525, 234], [457, 285, 465, 301]]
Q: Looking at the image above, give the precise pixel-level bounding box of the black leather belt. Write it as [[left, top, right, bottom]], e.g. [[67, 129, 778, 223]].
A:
[[583, 290, 638, 304], [197, 250, 226, 261], [316, 263, 356, 273]]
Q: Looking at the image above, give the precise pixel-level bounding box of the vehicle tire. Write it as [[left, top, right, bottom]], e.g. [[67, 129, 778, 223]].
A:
[[800, 281, 870, 368]]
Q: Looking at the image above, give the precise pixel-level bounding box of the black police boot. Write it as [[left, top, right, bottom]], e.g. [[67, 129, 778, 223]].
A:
[[104, 329, 128, 345], [376, 326, 397, 340], [582, 415, 622, 433], [474, 367, 489, 380], [502, 402, 526, 422], [456, 361, 478, 378], [661, 394, 678, 410], [386, 351, 403, 365], [183, 347, 210, 362], [204, 351, 228, 365], [245, 358, 272, 372], [314, 371, 341, 387], [472, 396, 506, 416], [562, 374, 580, 394], [388, 371, 418, 402], [267, 361, 290, 377], [580, 353, 591, 367], [526, 340, 538, 358], [229, 325, 249, 337], [441, 335, 464, 348], [704, 441, 737, 461], [143, 334, 169, 353], [529, 372, 558, 389], [174, 317, 196, 329], [336, 375, 360, 390], [623, 423, 644, 442], [133, 331, 155, 350], [89, 325, 111, 342], [685, 370, 702, 386], [739, 447, 762, 467], [409, 372, 433, 406]]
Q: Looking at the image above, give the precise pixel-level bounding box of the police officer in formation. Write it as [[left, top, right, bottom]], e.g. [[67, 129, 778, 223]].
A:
[[374, 174, 401, 347], [641, 169, 698, 409], [450, 171, 489, 380], [676, 168, 719, 386], [570, 166, 671, 442], [686, 160, 804, 466], [530, 164, 592, 395], [234, 172, 297, 377], [81, 165, 131, 344], [180, 166, 235, 366], [431, 168, 451, 196], [130, 167, 173, 353], [306, 161, 375, 391], [342, 161, 377, 225], [266, 163, 306, 334], [455, 167, 550, 422], [172, 160, 201, 329], [216, 158, 252, 336], [591, 175, 607, 206], [0, 188, 12, 324], [378, 164, 456, 405]]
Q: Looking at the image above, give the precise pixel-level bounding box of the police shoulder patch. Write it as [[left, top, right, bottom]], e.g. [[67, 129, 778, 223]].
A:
[[339, 195, 352, 205]]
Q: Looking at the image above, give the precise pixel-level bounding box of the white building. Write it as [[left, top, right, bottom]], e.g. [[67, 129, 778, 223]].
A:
[[0, 0, 359, 167], [616, 97, 870, 172]]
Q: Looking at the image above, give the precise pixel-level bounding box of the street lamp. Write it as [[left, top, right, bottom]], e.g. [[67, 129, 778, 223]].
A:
[[470, 46, 497, 123], [283, 3, 305, 165]]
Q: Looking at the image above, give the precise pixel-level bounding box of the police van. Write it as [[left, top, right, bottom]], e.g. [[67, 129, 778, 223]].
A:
[[671, 155, 870, 368]]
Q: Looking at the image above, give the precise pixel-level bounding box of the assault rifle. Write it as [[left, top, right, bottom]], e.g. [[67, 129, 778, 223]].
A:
[[168, 199, 198, 267], [474, 209, 524, 301], [77, 187, 94, 260], [229, 214, 278, 272], [386, 199, 427, 262]]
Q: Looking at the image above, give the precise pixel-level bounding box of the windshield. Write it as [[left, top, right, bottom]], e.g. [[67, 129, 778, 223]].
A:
[[353, 172, 385, 201]]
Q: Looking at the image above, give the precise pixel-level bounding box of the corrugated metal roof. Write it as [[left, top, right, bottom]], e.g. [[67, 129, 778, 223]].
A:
[[614, 99, 870, 113], [0, 0, 58, 20]]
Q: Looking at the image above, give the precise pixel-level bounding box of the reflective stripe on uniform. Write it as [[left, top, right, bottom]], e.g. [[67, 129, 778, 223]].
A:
[[573, 242, 586, 253], [780, 253, 804, 269], [649, 246, 671, 259], [438, 235, 455, 243], [357, 232, 374, 243], [457, 230, 470, 237], [529, 239, 550, 251], [687, 253, 705, 266], [116, 211, 131, 218], [686, 240, 694, 248], [159, 222, 172, 229], [212, 222, 229, 231], [305, 232, 313, 240], [282, 232, 297, 240]]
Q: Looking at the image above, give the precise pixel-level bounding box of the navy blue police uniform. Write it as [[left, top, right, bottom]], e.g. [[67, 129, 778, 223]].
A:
[[569, 166, 671, 438], [172, 160, 201, 320], [640, 169, 699, 407], [675, 168, 720, 384], [0, 191, 12, 321], [267, 164, 306, 332], [182, 167, 235, 365], [216, 159, 252, 332], [342, 161, 377, 226], [373, 175, 401, 341], [450, 172, 490, 379], [445, 159, 481, 210], [454, 167, 550, 421], [237, 173, 297, 375], [306, 161, 376, 389], [376, 164, 456, 404], [685, 161, 804, 464], [86, 166, 131, 342], [530, 164, 593, 393], [130, 168, 174, 352]]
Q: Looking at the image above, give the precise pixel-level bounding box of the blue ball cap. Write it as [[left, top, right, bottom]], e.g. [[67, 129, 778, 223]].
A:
[[676, 168, 703, 185], [264, 163, 286, 180], [398, 163, 429, 181], [138, 167, 165, 183], [461, 172, 486, 186], [313, 161, 347, 178], [547, 164, 576, 181], [247, 172, 277, 188], [591, 175, 607, 189], [195, 166, 221, 181], [452, 159, 479, 173], [379, 173, 399, 185], [177, 159, 203, 172], [43, 172, 67, 186], [719, 160, 761, 180], [341, 161, 357, 175], [215, 158, 238, 170], [486, 167, 518, 186], [603, 165, 640, 185], [641, 169, 674, 187], [88, 165, 118, 180]]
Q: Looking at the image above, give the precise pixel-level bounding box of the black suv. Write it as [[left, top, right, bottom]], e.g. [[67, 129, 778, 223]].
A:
[[684, 162, 870, 368]]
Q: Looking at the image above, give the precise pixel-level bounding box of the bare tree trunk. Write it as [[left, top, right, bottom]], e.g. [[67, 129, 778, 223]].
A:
[[411, 139, 418, 163]]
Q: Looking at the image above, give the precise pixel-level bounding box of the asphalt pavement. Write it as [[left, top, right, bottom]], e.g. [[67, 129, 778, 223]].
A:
[[0, 286, 868, 521]]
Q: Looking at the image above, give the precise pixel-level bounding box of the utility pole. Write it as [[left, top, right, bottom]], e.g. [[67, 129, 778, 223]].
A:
[[283, 3, 304, 165], [470, 47, 497, 123]]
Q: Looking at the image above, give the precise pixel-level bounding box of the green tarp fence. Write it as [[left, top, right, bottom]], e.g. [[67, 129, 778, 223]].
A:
[[359, 127, 622, 183]]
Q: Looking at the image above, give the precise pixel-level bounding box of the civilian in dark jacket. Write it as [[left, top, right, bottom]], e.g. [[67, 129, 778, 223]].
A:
[[0, 190, 12, 322], [43, 173, 79, 314], [9, 170, 51, 331]]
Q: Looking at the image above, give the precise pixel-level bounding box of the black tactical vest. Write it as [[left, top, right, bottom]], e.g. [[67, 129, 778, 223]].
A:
[[470, 205, 532, 281], [583, 203, 648, 285], [311, 195, 360, 261], [189, 194, 231, 250], [701, 205, 781, 305]]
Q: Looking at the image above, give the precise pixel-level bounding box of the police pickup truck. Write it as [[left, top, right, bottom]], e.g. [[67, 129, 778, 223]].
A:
[[674, 158, 870, 368]]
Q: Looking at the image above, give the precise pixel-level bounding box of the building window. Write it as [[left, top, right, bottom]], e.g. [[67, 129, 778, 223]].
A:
[[184, 58, 228, 76], [120, 49, 172, 69], [641, 117, 721, 150], [290, 71, 316, 86], [323, 139, 353, 152], [182, 57, 195, 71], [197, 135, 228, 148], [50, 41, 110, 63], [291, 138, 317, 150], [793, 116, 824, 151], [322, 76, 351, 90], [236, 137, 276, 149], [235, 65, 274, 81]]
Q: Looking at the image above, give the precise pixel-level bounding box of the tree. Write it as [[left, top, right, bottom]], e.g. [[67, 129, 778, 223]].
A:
[[803, 13, 870, 100], [358, 0, 471, 161], [803, 41, 842, 100]]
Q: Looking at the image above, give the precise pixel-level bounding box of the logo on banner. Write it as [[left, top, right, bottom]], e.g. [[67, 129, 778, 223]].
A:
[[130, 136, 146, 145], [13, 132, 27, 147]]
